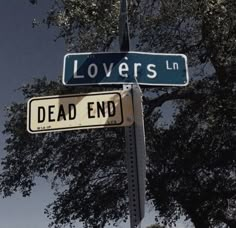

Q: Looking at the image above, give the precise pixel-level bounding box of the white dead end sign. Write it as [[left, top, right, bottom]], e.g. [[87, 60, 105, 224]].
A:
[[27, 90, 134, 133]]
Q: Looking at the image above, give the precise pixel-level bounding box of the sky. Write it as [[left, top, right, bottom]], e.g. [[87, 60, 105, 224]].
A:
[[0, 1, 66, 228], [0, 1, 193, 228]]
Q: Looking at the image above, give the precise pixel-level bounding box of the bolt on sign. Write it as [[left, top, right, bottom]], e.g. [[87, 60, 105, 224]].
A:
[[27, 90, 134, 134]]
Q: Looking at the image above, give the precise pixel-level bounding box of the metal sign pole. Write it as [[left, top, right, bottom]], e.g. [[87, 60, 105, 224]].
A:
[[119, 0, 130, 52], [123, 84, 146, 228], [120, 1, 146, 227]]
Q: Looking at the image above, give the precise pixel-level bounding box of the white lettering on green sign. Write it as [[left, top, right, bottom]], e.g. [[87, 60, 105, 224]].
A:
[[73, 57, 163, 80]]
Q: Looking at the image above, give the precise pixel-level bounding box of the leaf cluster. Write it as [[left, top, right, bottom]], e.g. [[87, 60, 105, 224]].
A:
[[42, 0, 121, 52], [147, 79, 236, 227], [1, 78, 129, 227]]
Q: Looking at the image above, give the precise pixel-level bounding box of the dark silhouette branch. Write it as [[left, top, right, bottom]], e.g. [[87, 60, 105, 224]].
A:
[[144, 87, 205, 117]]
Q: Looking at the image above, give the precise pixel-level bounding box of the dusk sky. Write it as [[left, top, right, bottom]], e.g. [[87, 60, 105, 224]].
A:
[[0, 1, 65, 228], [0, 1, 192, 228]]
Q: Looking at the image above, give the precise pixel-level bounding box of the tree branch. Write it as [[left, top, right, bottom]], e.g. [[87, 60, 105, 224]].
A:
[[143, 87, 205, 118]]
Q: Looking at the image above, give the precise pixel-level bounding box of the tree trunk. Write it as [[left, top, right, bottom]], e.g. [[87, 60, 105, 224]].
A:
[[190, 216, 210, 228], [216, 211, 236, 228], [226, 220, 236, 228], [182, 205, 210, 228]]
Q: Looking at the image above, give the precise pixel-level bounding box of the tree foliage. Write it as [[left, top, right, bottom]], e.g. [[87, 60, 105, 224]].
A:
[[146, 224, 165, 228], [40, 0, 121, 52], [1, 0, 236, 228], [147, 79, 236, 227], [1, 78, 129, 227]]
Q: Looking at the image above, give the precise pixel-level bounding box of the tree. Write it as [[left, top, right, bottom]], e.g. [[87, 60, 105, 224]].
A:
[[146, 79, 236, 227], [146, 224, 165, 228], [1, 78, 129, 227], [1, 0, 236, 227]]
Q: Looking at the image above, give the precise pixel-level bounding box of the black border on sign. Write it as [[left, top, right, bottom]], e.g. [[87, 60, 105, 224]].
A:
[[27, 92, 124, 133]]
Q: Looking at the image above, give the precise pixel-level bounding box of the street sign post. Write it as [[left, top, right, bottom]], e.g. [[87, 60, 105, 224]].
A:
[[124, 84, 146, 228], [63, 52, 189, 87], [27, 90, 134, 133]]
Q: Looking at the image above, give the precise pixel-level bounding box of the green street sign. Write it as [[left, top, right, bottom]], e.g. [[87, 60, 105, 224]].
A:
[[62, 51, 189, 86]]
